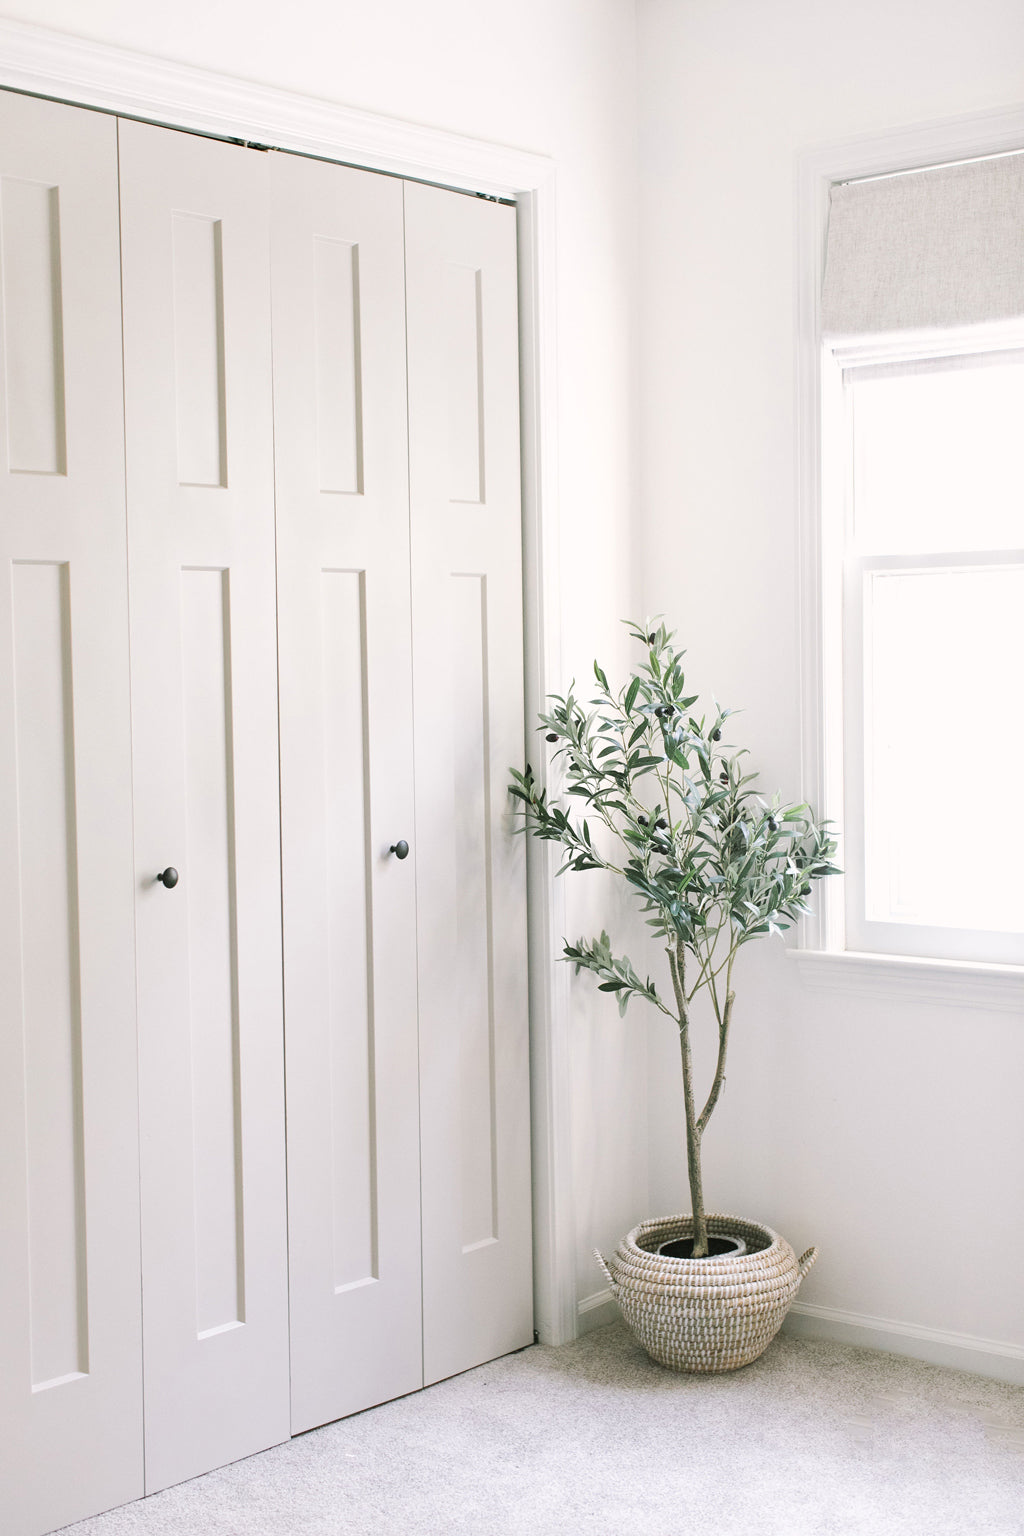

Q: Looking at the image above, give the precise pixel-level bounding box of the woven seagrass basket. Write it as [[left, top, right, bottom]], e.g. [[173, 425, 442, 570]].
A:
[[595, 1213, 817, 1374]]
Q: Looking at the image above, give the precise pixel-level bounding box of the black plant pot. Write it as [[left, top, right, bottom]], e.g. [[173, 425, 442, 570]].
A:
[[656, 1233, 747, 1260]]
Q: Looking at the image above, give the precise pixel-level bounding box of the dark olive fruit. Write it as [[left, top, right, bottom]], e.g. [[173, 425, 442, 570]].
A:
[[719, 770, 729, 783], [545, 732, 558, 742], [767, 816, 778, 832], [655, 818, 667, 830], [637, 814, 648, 827], [711, 728, 721, 741], [801, 883, 811, 896], [647, 633, 657, 644]]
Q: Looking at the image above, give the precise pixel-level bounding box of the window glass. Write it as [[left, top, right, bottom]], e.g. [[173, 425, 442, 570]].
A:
[[862, 563, 1024, 934], [851, 357, 1024, 555]]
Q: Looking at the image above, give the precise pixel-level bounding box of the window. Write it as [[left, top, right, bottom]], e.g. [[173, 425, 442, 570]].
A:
[[817, 149, 1024, 970], [824, 342, 1024, 965]]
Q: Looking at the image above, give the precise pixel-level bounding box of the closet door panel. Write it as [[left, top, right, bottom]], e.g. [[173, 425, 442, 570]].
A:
[[0, 94, 143, 1536], [271, 154, 422, 1433], [404, 182, 533, 1385], [118, 120, 289, 1492]]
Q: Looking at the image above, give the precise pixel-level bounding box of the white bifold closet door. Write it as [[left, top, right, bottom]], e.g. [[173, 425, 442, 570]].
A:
[[271, 153, 423, 1434], [0, 90, 532, 1534], [274, 164, 532, 1428], [0, 93, 144, 1536], [118, 120, 290, 1492], [404, 183, 532, 1385]]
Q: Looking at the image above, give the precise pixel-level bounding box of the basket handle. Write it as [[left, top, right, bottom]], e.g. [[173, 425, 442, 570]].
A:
[[797, 1245, 818, 1280], [593, 1249, 618, 1293]]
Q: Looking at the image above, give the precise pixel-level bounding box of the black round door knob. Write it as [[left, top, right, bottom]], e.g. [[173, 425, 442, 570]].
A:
[[157, 866, 179, 888], [389, 840, 410, 860]]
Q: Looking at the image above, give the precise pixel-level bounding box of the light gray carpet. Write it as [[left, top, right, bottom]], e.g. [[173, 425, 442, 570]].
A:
[[64, 1321, 1024, 1536]]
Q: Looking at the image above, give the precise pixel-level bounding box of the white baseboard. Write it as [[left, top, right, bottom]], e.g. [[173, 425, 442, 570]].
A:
[[784, 1302, 1024, 1386], [577, 1287, 619, 1336], [577, 1288, 1024, 1384]]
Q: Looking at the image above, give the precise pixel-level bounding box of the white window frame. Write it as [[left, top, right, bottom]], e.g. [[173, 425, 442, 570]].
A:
[[828, 340, 1024, 968], [792, 108, 1024, 1011]]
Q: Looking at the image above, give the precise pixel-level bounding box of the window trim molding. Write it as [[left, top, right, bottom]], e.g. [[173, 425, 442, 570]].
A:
[[0, 15, 580, 1345], [795, 103, 1024, 989], [787, 948, 1024, 1013]]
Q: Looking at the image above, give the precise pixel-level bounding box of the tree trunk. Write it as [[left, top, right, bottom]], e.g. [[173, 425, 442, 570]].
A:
[[678, 1016, 708, 1256], [669, 943, 708, 1257]]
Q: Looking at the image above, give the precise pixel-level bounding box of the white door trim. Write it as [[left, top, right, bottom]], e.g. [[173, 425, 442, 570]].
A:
[[0, 15, 577, 1347]]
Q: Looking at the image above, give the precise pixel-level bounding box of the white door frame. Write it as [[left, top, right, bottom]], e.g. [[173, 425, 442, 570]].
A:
[[0, 16, 578, 1348]]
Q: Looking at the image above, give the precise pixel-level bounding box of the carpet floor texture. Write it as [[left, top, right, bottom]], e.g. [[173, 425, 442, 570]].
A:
[[64, 1320, 1024, 1536]]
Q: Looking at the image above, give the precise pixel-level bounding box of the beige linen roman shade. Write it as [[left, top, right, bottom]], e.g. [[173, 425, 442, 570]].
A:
[[822, 151, 1024, 337]]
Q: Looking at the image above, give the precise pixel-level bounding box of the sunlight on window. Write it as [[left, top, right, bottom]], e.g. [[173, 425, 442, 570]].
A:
[[864, 565, 1024, 933], [852, 358, 1024, 555]]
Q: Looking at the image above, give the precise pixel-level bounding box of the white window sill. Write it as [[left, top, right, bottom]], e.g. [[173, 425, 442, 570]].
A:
[[787, 947, 1024, 1013]]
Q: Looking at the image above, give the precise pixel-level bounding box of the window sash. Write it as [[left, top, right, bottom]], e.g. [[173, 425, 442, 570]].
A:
[[842, 548, 1024, 966]]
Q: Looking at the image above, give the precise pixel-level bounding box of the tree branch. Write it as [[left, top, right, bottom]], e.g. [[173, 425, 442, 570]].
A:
[[696, 983, 734, 1137]]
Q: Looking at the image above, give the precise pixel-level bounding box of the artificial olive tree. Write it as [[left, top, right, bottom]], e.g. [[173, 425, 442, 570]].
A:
[[509, 622, 838, 1258]]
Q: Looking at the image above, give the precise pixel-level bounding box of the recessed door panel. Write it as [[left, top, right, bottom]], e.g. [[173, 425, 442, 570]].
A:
[[445, 263, 485, 504], [313, 238, 364, 494], [0, 92, 142, 1536], [171, 215, 228, 488], [404, 181, 532, 1386], [0, 178, 67, 475], [179, 566, 246, 1336], [119, 117, 289, 1494], [321, 569, 378, 1291], [271, 151, 423, 1435], [12, 561, 88, 1389], [450, 572, 499, 1253]]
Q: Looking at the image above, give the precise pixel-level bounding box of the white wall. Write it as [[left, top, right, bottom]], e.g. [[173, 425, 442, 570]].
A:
[[1, 0, 646, 1317], [638, 0, 1024, 1369]]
